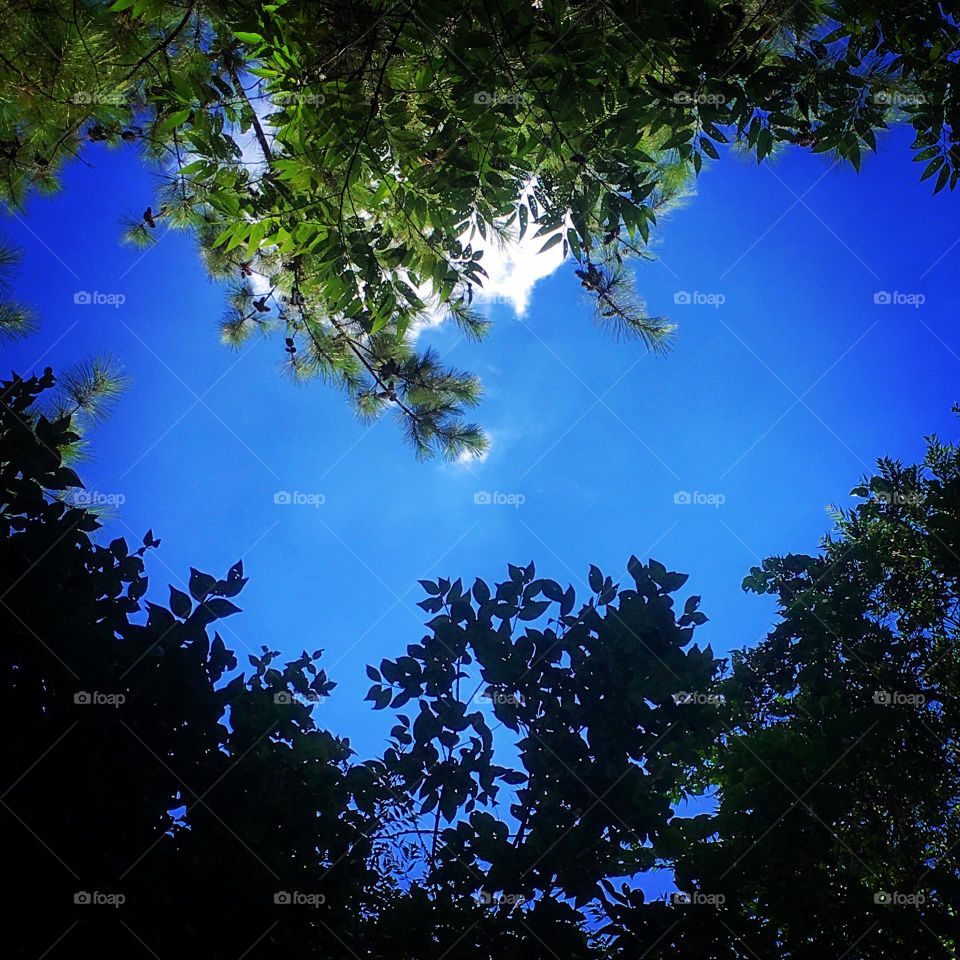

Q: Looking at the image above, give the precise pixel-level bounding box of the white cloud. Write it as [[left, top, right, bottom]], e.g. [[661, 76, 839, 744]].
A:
[[471, 228, 567, 316], [453, 435, 492, 466], [411, 225, 568, 339]]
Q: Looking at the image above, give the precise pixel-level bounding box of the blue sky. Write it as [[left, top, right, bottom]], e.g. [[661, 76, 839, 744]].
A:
[[4, 124, 959, 761]]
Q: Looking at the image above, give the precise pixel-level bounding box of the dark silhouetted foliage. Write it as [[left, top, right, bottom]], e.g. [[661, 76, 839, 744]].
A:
[[3, 370, 958, 957]]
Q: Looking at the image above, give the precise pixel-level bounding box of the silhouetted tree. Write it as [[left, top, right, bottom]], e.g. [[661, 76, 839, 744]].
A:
[[3, 368, 958, 957], [1, 369, 392, 958], [667, 433, 960, 959], [2, 368, 723, 957]]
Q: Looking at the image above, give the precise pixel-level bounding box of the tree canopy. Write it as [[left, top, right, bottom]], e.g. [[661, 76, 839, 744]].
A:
[[2, 0, 959, 455], [679, 440, 960, 957], [3, 2, 958, 954]]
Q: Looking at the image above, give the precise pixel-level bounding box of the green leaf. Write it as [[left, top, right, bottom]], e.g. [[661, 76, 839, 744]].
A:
[[920, 156, 944, 182], [934, 164, 950, 194], [700, 137, 719, 160], [159, 109, 192, 133], [538, 233, 563, 254]]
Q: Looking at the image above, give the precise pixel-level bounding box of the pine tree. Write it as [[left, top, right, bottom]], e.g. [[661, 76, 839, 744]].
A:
[[0, 243, 34, 340]]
